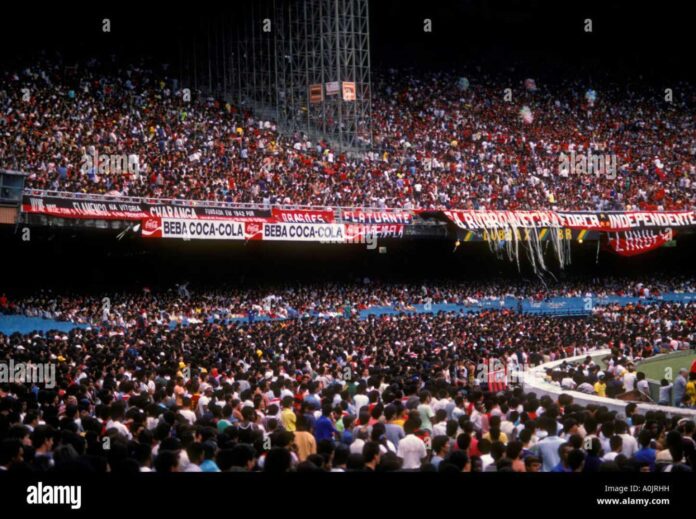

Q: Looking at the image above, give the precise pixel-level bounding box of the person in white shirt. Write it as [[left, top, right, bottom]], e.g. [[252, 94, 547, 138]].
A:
[[397, 418, 427, 470], [178, 397, 197, 426], [501, 413, 517, 439], [636, 372, 650, 397], [196, 388, 214, 416], [469, 402, 484, 433], [105, 403, 132, 440], [353, 386, 369, 416], [432, 413, 448, 438], [658, 380, 674, 405], [451, 395, 467, 421], [561, 376, 577, 390], [479, 440, 495, 471], [184, 443, 204, 472], [349, 427, 369, 455], [616, 422, 638, 458], [623, 367, 637, 392], [602, 435, 623, 462]]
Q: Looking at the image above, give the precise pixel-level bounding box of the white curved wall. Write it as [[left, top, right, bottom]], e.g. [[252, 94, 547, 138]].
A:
[[520, 349, 696, 418]]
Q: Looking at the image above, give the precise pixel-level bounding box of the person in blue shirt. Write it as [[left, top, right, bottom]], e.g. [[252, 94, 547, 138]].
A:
[[674, 369, 688, 407], [340, 415, 355, 446], [383, 404, 405, 448], [532, 417, 566, 472], [314, 403, 337, 443], [301, 401, 317, 432], [550, 443, 573, 472], [624, 403, 637, 427], [566, 449, 586, 472], [199, 442, 221, 472], [430, 435, 450, 469], [582, 437, 603, 473], [303, 382, 322, 409], [632, 429, 656, 472]]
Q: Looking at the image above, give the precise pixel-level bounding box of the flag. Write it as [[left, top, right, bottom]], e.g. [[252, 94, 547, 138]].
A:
[[487, 358, 508, 392]]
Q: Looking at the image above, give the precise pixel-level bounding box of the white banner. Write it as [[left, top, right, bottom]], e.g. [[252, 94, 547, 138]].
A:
[[160, 218, 247, 240], [262, 222, 346, 242], [326, 81, 340, 96]]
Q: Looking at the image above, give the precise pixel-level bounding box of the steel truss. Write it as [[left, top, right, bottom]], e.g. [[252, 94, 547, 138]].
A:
[[198, 0, 372, 152]]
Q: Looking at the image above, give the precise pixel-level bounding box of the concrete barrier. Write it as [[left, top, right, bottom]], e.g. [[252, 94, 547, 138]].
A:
[[520, 349, 696, 418]]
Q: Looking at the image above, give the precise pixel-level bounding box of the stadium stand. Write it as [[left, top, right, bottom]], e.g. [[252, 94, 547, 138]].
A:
[[2, 62, 694, 211]]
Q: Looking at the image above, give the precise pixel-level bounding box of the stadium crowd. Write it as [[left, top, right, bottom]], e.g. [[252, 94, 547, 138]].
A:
[[1, 55, 696, 475], [1, 59, 694, 210], [2, 275, 694, 325], [1, 296, 695, 473]]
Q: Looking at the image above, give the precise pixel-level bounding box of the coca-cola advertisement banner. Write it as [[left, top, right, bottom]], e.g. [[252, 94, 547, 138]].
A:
[[141, 218, 263, 241], [141, 219, 406, 243]]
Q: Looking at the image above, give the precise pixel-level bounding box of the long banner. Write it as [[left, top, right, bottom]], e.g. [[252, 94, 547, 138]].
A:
[[142, 218, 255, 240], [443, 210, 696, 232], [22, 194, 272, 221], [142, 218, 405, 242], [21, 193, 696, 237]]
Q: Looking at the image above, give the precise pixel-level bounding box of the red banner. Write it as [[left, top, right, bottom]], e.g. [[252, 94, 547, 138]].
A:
[[22, 196, 147, 220], [607, 228, 674, 256], [22, 193, 272, 221], [444, 210, 696, 232], [141, 217, 162, 238], [342, 210, 413, 225], [271, 208, 335, 224], [345, 224, 404, 240]]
